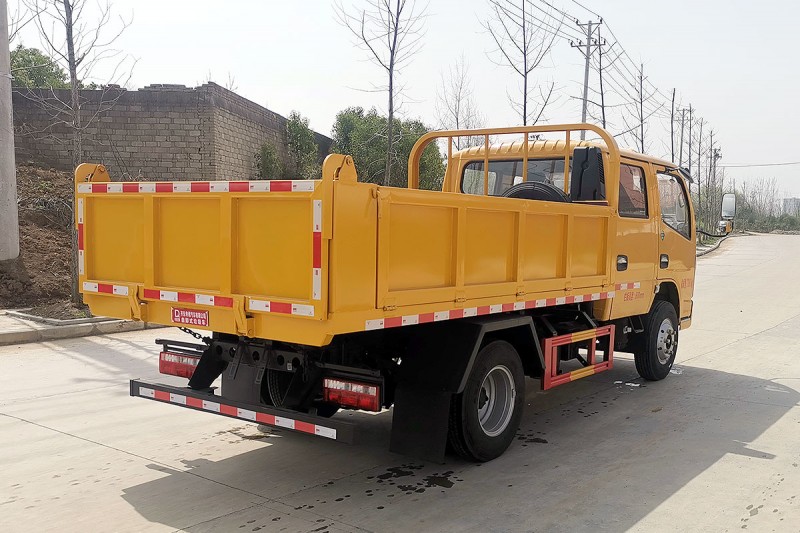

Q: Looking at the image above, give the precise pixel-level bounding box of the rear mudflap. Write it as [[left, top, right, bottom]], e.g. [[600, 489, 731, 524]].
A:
[[130, 379, 355, 443]]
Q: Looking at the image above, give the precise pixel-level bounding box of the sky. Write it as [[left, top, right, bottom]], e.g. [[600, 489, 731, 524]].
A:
[[13, 0, 800, 196]]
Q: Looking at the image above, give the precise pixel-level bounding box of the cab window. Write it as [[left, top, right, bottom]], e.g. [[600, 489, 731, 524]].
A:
[[657, 173, 691, 239], [462, 159, 568, 196], [618, 164, 648, 218]]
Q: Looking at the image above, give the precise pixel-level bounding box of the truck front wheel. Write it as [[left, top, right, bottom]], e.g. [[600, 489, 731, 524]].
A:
[[633, 300, 679, 381], [448, 340, 525, 462]]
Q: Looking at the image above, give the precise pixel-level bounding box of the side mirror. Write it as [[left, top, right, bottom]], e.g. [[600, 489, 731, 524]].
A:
[[570, 146, 605, 202], [721, 193, 736, 220]]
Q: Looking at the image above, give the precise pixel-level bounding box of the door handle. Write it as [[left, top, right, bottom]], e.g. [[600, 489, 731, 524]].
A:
[[616, 255, 628, 271], [660, 254, 669, 268]]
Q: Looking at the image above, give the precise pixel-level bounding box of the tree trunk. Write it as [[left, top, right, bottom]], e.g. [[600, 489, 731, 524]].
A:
[[384, 0, 402, 188], [385, 68, 393, 187], [521, 1, 527, 126], [64, 0, 82, 304]]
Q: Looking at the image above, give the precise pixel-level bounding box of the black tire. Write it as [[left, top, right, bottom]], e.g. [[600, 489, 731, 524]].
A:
[[634, 300, 679, 381], [266, 368, 293, 407], [500, 181, 570, 203], [448, 340, 525, 462]]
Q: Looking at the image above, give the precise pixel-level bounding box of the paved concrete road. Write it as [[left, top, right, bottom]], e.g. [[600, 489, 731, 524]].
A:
[[2, 234, 799, 532]]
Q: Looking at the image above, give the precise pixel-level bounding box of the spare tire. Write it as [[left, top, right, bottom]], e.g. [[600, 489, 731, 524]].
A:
[[500, 181, 570, 203]]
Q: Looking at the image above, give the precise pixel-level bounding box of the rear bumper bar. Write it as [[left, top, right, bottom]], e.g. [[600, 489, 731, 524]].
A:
[[129, 379, 355, 443]]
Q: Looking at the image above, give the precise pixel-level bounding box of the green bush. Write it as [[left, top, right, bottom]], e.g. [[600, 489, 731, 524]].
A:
[[286, 111, 320, 180], [255, 141, 283, 180]]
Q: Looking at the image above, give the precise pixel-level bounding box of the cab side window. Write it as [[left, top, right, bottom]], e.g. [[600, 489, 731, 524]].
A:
[[462, 159, 568, 196], [657, 173, 691, 239], [618, 164, 648, 218]]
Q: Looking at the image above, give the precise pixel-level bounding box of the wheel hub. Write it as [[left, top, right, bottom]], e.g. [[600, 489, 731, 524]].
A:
[[656, 318, 677, 364], [477, 365, 516, 437]]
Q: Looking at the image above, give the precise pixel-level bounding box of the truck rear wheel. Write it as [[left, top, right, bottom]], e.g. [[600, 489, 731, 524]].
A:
[[448, 340, 524, 462], [634, 300, 678, 381]]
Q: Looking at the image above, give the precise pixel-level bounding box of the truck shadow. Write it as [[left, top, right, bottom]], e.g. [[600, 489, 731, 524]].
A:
[[120, 359, 799, 532]]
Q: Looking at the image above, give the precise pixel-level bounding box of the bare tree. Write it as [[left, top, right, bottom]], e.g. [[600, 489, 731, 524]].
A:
[[336, 0, 426, 187], [23, 0, 133, 304], [24, 0, 133, 167], [619, 63, 662, 153], [435, 55, 484, 149], [484, 0, 560, 126], [8, 0, 42, 43]]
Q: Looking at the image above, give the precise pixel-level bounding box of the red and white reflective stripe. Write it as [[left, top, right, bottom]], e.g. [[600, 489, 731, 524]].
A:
[[615, 282, 641, 290], [312, 199, 322, 300], [77, 198, 85, 275], [248, 299, 315, 317], [77, 180, 317, 194], [137, 386, 337, 439], [365, 290, 616, 331], [82, 281, 129, 296], [143, 288, 233, 308]]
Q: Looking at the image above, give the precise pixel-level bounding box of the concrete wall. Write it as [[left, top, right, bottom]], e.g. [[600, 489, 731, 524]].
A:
[[12, 83, 331, 181]]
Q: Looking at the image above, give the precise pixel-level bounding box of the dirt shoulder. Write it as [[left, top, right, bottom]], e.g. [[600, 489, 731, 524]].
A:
[[0, 164, 75, 315]]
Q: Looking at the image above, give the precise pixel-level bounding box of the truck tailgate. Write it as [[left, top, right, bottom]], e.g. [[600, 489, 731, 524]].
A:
[[76, 166, 330, 338]]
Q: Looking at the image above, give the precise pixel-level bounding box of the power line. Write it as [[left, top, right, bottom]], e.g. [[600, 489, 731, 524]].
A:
[[567, 0, 601, 18], [719, 161, 800, 168], [498, 0, 584, 42], [493, 1, 575, 42]]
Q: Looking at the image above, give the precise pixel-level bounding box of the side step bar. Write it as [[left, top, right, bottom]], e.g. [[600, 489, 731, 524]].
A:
[[130, 380, 356, 443], [542, 325, 615, 390]]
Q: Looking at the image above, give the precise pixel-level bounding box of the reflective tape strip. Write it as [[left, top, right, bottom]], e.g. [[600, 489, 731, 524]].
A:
[[141, 288, 233, 308], [312, 268, 322, 301], [313, 200, 322, 232], [135, 385, 337, 439], [312, 199, 323, 301], [248, 299, 315, 317], [202, 400, 220, 412], [76, 180, 319, 194], [615, 282, 642, 290], [82, 281, 128, 296], [77, 198, 85, 275], [364, 289, 623, 331], [237, 408, 256, 421]]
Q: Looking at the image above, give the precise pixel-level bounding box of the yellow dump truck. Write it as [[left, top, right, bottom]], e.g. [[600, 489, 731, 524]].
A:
[[76, 124, 702, 462]]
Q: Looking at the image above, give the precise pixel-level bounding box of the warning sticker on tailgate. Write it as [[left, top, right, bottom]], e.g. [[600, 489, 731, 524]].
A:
[[171, 308, 209, 327]]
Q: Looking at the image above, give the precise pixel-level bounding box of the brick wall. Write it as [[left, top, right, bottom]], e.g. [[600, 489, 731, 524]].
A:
[[12, 82, 331, 181]]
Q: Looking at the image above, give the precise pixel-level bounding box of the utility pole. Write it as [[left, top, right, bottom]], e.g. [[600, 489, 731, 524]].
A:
[[638, 63, 644, 153], [678, 107, 686, 167], [687, 104, 693, 180], [0, 0, 20, 261], [670, 88, 675, 162], [597, 26, 606, 128], [571, 19, 603, 140], [696, 119, 704, 230]]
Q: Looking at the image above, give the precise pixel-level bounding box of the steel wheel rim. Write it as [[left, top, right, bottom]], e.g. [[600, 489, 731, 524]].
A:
[[656, 318, 677, 364], [477, 365, 516, 437]]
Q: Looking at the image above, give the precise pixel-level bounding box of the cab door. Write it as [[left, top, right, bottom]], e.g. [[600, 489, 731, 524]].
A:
[[611, 160, 657, 318], [655, 170, 696, 321]]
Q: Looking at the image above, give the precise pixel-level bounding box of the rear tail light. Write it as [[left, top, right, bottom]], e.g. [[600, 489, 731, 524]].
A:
[[323, 378, 381, 412], [159, 351, 200, 378]]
